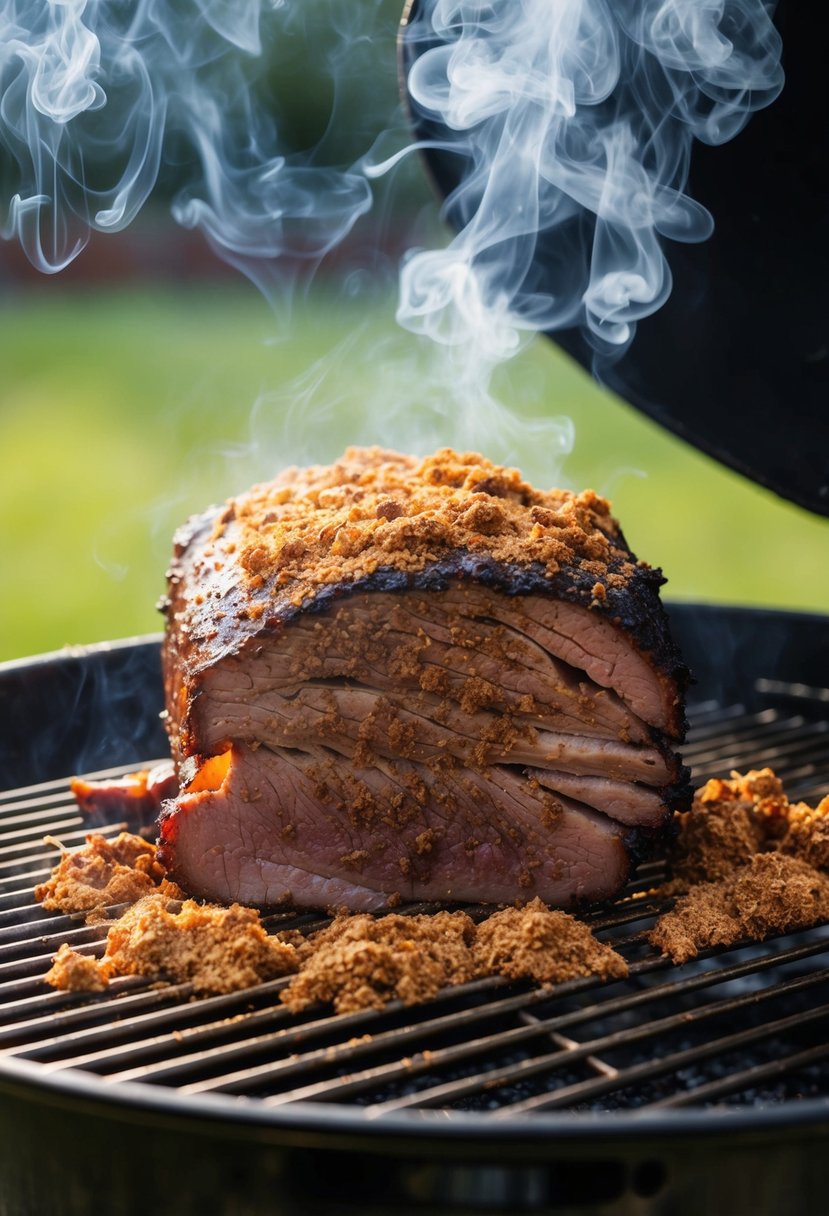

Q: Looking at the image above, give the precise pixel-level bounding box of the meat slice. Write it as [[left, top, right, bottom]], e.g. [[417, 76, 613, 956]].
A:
[[532, 771, 669, 828], [71, 762, 177, 829], [160, 746, 632, 911], [159, 447, 689, 910]]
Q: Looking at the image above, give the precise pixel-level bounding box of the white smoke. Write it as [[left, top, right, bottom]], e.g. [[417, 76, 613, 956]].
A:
[[0, 0, 784, 455], [0, 0, 376, 274], [393, 0, 784, 357]]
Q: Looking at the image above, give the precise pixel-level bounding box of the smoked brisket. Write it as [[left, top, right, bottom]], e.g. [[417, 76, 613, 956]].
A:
[[159, 448, 689, 910]]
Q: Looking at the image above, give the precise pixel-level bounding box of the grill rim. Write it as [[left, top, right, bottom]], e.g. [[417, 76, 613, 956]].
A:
[[2, 601, 829, 1145], [3, 1050, 829, 1145]]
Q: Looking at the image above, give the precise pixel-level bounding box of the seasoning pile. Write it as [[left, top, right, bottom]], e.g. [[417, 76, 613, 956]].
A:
[[649, 769, 829, 962], [36, 831, 182, 917], [36, 767, 829, 1013], [38, 862, 628, 1011]]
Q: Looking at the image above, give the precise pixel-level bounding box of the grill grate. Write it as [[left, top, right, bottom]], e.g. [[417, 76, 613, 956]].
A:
[[1, 685, 828, 1120]]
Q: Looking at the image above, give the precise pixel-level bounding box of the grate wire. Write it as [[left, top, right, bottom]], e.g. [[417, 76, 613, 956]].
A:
[[0, 692, 828, 1116]]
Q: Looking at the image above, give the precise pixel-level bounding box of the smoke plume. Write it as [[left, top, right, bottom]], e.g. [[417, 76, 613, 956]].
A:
[[0, 0, 379, 274], [0, 0, 784, 467], [394, 0, 784, 357]]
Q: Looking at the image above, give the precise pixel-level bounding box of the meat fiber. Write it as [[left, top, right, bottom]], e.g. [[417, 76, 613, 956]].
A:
[[159, 447, 689, 911]]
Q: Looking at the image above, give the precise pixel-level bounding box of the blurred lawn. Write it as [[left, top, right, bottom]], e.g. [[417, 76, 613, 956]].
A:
[[1, 280, 827, 663]]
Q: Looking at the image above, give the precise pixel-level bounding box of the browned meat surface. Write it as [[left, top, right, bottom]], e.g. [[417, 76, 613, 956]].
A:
[[71, 762, 177, 827], [159, 448, 689, 910]]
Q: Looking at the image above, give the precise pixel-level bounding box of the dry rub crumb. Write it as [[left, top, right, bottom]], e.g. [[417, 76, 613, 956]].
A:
[[474, 897, 628, 985], [780, 796, 829, 870], [34, 832, 181, 922], [100, 895, 299, 994], [280, 901, 627, 1014], [666, 790, 765, 890], [281, 911, 477, 1014], [651, 769, 829, 963], [650, 853, 829, 964], [665, 767, 829, 890], [209, 447, 637, 615], [44, 943, 107, 993]]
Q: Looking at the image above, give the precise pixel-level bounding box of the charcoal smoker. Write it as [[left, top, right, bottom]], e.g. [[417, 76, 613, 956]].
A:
[[0, 3, 828, 1214]]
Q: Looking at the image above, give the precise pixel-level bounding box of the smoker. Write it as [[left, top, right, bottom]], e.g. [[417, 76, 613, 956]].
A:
[[0, 3, 827, 1214], [1, 617, 829, 1216]]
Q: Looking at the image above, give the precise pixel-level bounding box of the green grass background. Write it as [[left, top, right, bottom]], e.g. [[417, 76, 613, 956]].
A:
[[1, 278, 827, 663]]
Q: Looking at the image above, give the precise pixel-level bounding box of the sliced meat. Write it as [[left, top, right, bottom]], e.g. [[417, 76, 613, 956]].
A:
[[532, 771, 672, 828], [159, 447, 689, 909], [159, 745, 631, 910], [190, 647, 671, 778], [190, 595, 653, 747]]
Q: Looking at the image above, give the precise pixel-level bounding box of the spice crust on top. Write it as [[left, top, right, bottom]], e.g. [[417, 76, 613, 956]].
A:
[[203, 447, 639, 613]]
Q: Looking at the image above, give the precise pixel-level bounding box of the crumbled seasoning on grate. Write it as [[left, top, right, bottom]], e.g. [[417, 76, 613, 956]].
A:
[[34, 831, 182, 922], [41, 898, 299, 995], [280, 901, 628, 1013], [209, 447, 637, 612], [663, 780, 767, 889], [473, 897, 628, 985], [650, 769, 829, 962], [650, 853, 829, 964], [280, 911, 478, 1014], [99, 895, 299, 994], [780, 796, 829, 870], [44, 942, 108, 993], [662, 768, 829, 891]]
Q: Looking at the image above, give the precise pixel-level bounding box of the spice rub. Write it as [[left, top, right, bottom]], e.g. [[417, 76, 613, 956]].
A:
[[34, 832, 180, 922], [221, 447, 637, 611], [474, 897, 628, 985], [650, 769, 829, 961], [44, 942, 108, 993], [101, 896, 299, 993], [650, 853, 829, 964], [45, 895, 299, 995], [281, 911, 479, 1014]]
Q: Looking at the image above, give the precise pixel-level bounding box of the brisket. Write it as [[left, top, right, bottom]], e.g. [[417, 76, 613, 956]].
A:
[[159, 447, 689, 910]]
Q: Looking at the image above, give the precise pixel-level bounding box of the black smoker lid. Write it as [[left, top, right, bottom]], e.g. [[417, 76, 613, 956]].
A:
[[399, 1, 829, 516]]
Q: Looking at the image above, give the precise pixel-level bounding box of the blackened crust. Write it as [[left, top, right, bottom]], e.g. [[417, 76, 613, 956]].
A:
[[162, 508, 689, 753]]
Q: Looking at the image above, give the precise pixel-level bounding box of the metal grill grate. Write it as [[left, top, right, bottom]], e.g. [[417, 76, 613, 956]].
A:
[[1, 685, 828, 1119]]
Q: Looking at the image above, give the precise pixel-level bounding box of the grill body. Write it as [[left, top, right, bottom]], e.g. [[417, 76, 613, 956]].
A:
[[1, 603, 828, 1216], [2, 1075, 829, 1216]]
